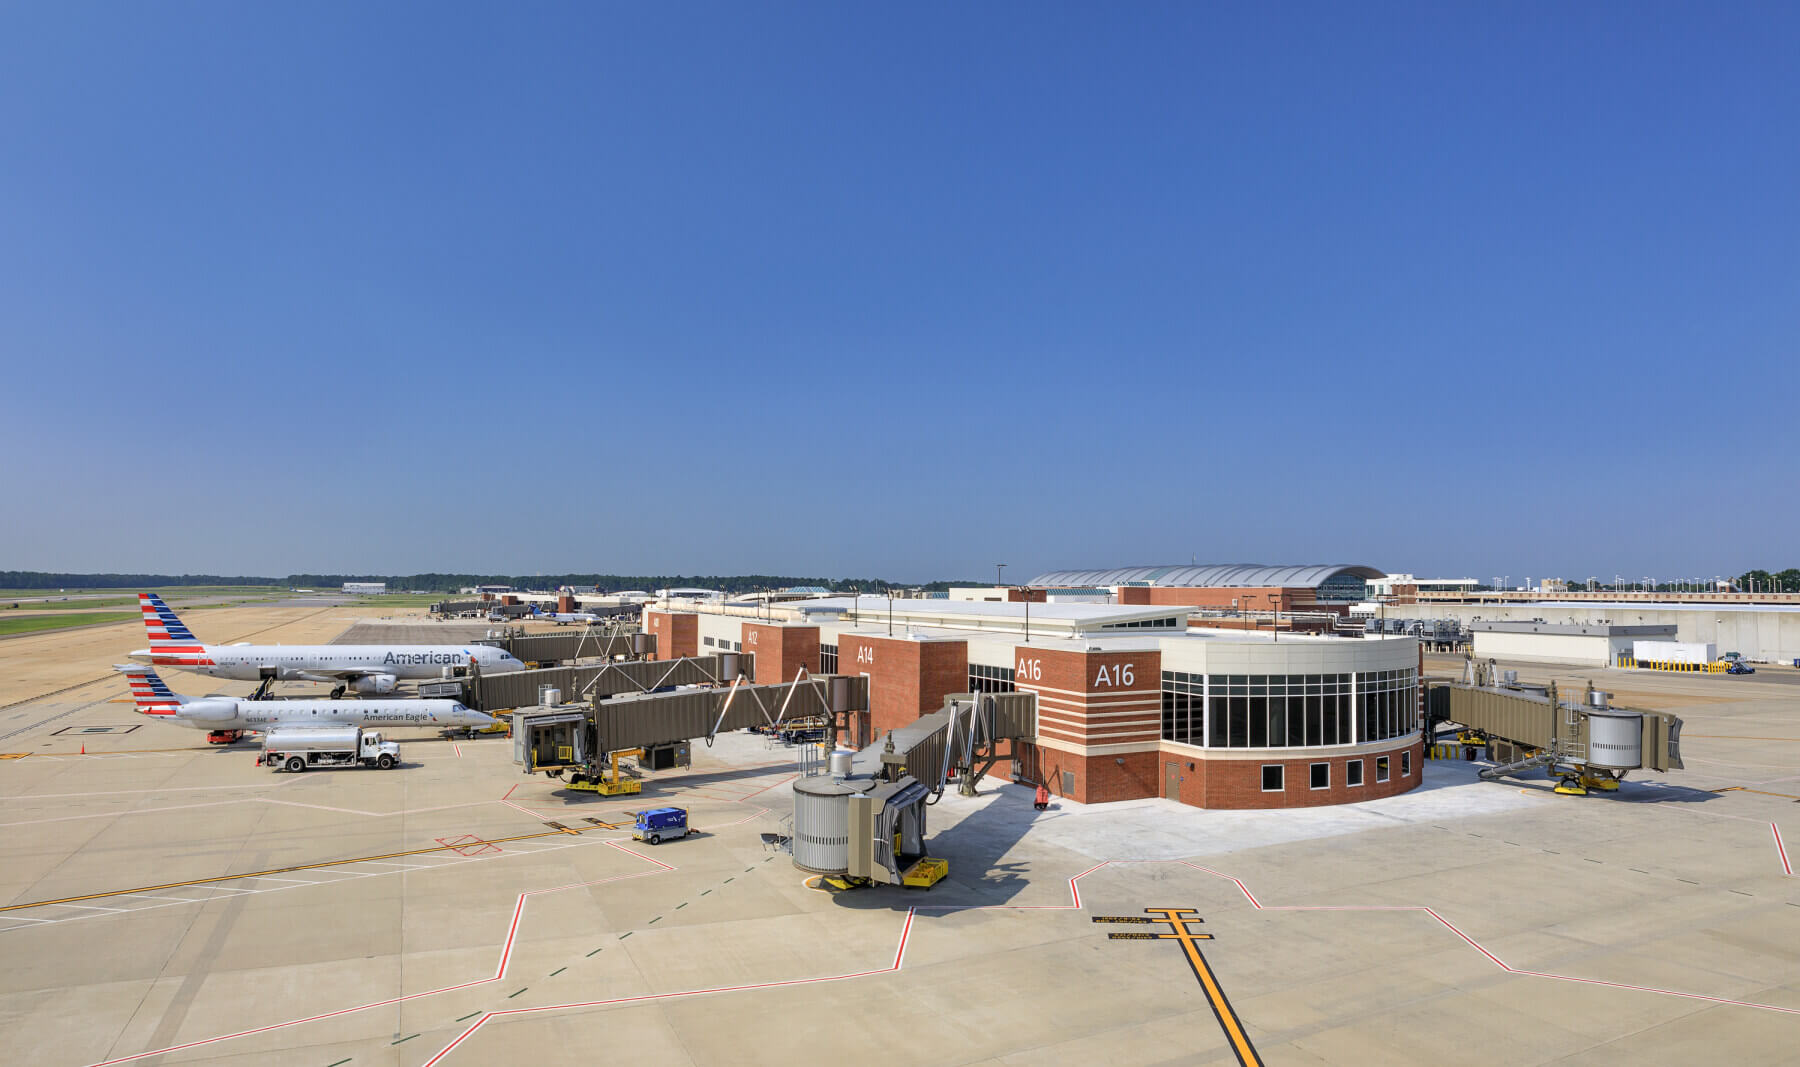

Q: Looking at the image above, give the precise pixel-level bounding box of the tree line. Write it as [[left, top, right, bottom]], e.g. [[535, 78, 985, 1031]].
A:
[[0, 571, 280, 589], [287, 573, 981, 594], [0, 571, 982, 594], [1543, 571, 1800, 594]]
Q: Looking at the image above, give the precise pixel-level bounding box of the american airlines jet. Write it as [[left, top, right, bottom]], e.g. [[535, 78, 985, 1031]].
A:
[[118, 665, 498, 741], [128, 592, 526, 696], [537, 611, 602, 625]]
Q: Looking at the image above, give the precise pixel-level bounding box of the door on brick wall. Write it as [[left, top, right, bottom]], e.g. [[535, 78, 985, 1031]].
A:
[[1163, 762, 1179, 799]]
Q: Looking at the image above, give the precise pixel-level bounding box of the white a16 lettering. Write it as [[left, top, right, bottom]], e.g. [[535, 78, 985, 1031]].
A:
[[1094, 663, 1135, 687]]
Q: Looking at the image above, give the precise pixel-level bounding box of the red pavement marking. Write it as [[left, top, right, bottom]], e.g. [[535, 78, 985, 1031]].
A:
[[435, 835, 501, 857]]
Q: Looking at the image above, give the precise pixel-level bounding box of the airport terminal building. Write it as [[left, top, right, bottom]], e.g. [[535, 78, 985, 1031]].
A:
[[645, 586, 1422, 810]]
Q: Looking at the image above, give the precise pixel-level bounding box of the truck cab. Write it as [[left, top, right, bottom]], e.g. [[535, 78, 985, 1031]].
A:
[[631, 807, 690, 845], [360, 731, 396, 761]]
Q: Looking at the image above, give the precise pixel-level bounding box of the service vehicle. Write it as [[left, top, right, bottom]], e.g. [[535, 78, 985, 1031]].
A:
[[1727, 661, 1756, 675], [631, 806, 691, 844], [260, 725, 400, 772], [442, 718, 510, 740]]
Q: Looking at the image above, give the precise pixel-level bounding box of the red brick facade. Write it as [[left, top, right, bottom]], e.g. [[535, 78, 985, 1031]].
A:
[[1010, 744, 1164, 805], [837, 633, 968, 737], [1014, 645, 1162, 751], [1012, 738, 1424, 808], [1118, 585, 1313, 612], [740, 622, 821, 684], [1162, 740, 1424, 808], [642, 610, 698, 661]]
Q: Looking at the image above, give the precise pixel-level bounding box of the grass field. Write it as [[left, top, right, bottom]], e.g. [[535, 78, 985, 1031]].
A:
[[0, 611, 141, 637], [2, 596, 137, 609]]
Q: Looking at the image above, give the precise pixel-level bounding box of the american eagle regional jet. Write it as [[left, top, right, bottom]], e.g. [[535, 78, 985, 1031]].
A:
[[128, 592, 526, 696], [117, 665, 497, 740]]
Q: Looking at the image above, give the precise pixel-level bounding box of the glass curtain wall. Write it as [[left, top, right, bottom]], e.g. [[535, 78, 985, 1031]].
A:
[[1160, 669, 1416, 748]]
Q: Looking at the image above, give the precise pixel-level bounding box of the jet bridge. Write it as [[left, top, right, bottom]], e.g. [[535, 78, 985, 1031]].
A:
[[476, 628, 655, 667], [1444, 668, 1682, 796], [792, 692, 1038, 888], [449, 652, 749, 712], [510, 671, 870, 788]]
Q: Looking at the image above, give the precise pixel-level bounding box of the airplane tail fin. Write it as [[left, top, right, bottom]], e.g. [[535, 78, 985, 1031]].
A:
[[139, 592, 203, 650], [114, 664, 184, 715]]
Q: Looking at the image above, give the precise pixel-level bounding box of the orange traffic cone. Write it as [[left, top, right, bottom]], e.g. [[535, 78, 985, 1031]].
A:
[[80, 743, 85, 755]]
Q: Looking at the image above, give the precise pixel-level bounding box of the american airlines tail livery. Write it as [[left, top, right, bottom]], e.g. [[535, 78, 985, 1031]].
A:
[[117, 665, 498, 737], [127, 592, 527, 694]]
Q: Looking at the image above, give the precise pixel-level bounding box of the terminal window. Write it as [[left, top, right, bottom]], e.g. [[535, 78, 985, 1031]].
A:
[[1161, 670, 1203, 745], [1159, 669, 1417, 750], [1309, 762, 1330, 790], [819, 644, 838, 673], [1401, 750, 1411, 776], [1346, 759, 1363, 787], [1376, 755, 1390, 782], [968, 663, 1016, 694], [1358, 668, 1419, 743], [1261, 765, 1284, 792], [1206, 673, 1353, 748]]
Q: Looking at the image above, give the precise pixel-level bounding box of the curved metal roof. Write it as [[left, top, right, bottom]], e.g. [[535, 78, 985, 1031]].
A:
[[1027, 564, 1386, 589]]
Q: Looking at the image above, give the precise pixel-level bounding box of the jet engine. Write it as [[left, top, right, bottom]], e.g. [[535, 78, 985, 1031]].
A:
[[352, 674, 399, 695], [176, 697, 238, 723]]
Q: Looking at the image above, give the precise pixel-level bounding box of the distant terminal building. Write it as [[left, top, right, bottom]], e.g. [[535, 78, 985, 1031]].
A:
[[645, 593, 1422, 810], [1367, 574, 1481, 601], [342, 582, 386, 595], [950, 586, 1116, 604], [1030, 563, 1385, 614]]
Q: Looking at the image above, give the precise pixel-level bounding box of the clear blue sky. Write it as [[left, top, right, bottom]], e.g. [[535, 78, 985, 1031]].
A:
[[2, 3, 1795, 582]]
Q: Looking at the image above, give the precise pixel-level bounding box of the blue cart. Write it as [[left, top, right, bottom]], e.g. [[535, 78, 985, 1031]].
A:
[[632, 806, 691, 845]]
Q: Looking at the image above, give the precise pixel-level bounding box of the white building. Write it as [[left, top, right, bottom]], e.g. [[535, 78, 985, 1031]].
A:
[[1470, 621, 1674, 667]]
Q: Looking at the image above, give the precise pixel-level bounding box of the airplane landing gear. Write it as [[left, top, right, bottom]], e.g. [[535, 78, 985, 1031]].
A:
[[329, 685, 347, 699]]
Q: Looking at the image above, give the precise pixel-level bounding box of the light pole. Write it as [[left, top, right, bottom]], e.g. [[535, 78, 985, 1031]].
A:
[[996, 563, 1006, 589], [1015, 587, 1032, 643]]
